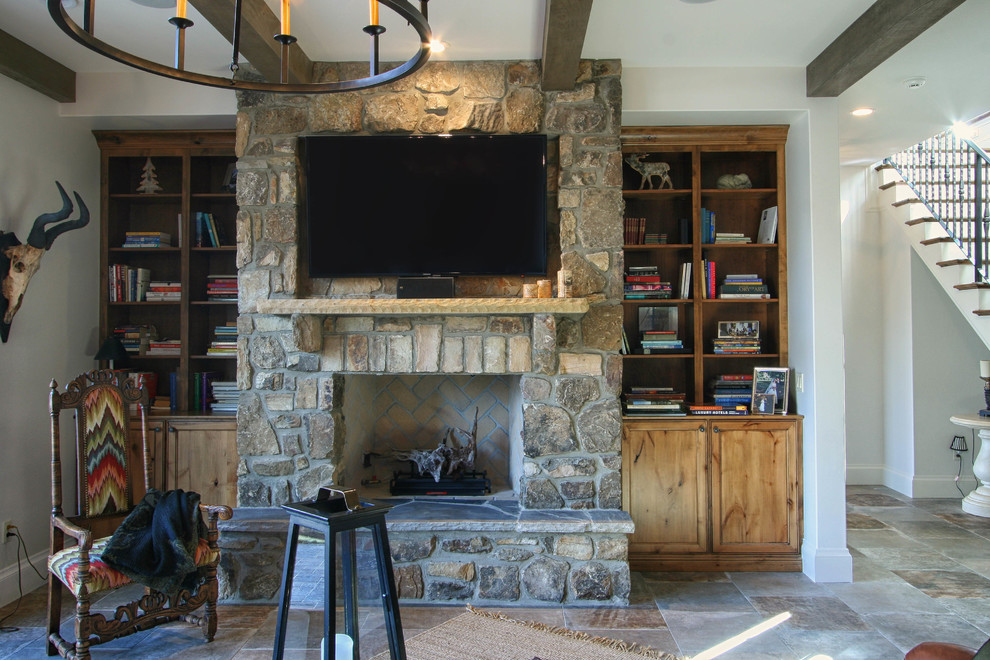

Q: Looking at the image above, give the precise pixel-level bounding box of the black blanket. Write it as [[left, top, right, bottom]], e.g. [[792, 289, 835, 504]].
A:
[[103, 488, 207, 595]]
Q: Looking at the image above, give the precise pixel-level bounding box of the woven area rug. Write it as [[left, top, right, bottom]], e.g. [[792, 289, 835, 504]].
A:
[[370, 606, 680, 660]]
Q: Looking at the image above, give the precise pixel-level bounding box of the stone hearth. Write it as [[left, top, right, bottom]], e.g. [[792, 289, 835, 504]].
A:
[[230, 59, 629, 604]]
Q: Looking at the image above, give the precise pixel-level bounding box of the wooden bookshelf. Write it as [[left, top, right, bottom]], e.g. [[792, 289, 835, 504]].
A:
[[620, 125, 789, 404], [95, 130, 238, 413]]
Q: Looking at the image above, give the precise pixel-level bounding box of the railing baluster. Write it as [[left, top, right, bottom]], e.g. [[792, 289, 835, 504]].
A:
[[885, 129, 990, 285]]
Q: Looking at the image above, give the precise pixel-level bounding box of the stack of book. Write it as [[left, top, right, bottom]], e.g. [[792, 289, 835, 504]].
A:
[[688, 403, 749, 416], [195, 212, 228, 247], [712, 335, 761, 354], [112, 324, 158, 354], [622, 386, 686, 416], [145, 281, 181, 302], [623, 217, 646, 244], [625, 266, 671, 299], [206, 274, 238, 302], [644, 232, 666, 244], [207, 322, 238, 356], [718, 274, 770, 299], [210, 381, 238, 414], [714, 232, 751, 244], [151, 394, 171, 412], [122, 231, 171, 248], [108, 265, 151, 302], [640, 329, 684, 353], [709, 374, 754, 408], [701, 207, 716, 243], [146, 339, 181, 356]]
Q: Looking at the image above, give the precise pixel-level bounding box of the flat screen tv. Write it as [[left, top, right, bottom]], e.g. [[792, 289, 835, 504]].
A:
[[301, 134, 548, 278]]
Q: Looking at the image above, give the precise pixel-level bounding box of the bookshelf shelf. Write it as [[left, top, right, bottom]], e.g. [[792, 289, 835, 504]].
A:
[[96, 130, 238, 413]]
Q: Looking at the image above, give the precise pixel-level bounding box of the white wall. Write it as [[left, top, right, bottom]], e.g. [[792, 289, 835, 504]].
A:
[[623, 66, 852, 582], [842, 165, 985, 498], [841, 166, 885, 483], [910, 251, 984, 497], [0, 75, 100, 607]]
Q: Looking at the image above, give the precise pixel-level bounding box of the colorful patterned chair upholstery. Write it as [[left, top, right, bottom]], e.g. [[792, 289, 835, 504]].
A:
[[46, 370, 232, 660]]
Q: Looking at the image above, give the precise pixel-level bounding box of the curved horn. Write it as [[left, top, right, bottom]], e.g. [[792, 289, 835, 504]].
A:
[[27, 182, 72, 248], [41, 191, 90, 249]]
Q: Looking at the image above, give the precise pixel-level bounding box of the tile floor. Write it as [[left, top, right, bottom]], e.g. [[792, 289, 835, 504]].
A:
[[1, 485, 989, 659]]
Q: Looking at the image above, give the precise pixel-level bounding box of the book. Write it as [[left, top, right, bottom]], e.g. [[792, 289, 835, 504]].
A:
[[758, 206, 778, 244], [679, 262, 691, 299]]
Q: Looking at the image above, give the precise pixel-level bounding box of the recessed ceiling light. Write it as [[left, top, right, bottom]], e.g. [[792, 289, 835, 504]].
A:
[[903, 77, 927, 90], [851, 107, 874, 117]]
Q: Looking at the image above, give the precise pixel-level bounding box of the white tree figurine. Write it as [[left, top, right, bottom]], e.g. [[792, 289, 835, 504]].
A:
[[137, 157, 163, 194]]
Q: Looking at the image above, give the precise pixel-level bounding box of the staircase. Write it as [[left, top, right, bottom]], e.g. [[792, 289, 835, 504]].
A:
[[876, 129, 990, 344]]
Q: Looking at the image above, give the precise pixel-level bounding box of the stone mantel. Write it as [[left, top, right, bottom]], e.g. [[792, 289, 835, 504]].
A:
[[255, 297, 591, 316]]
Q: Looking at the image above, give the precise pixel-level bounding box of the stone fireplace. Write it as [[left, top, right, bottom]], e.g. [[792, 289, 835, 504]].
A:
[[229, 59, 631, 605]]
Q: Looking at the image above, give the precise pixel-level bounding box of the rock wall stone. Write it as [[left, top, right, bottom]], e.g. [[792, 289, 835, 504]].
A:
[[235, 59, 623, 514]]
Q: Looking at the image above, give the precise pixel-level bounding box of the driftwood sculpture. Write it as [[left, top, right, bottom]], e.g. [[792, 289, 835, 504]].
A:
[[0, 182, 89, 342], [624, 154, 673, 190], [392, 408, 479, 482]]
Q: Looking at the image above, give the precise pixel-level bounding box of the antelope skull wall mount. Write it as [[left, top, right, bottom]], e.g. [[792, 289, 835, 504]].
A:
[[0, 182, 89, 342]]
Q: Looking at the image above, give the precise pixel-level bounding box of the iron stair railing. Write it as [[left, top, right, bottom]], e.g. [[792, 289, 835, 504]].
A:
[[885, 130, 990, 285]]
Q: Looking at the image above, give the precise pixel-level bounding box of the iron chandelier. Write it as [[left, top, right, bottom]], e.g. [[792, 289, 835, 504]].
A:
[[47, 0, 433, 93]]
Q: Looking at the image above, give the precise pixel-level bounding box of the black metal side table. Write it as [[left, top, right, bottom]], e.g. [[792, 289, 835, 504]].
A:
[[271, 497, 405, 660]]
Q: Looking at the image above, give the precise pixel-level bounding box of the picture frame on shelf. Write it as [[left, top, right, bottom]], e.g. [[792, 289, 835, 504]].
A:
[[639, 306, 677, 333], [752, 366, 789, 414], [751, 392, 775, 415], [717, 320, 760, 339], [221, 164, 238, 193]]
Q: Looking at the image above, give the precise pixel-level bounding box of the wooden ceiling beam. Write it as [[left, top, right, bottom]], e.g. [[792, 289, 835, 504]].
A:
[[807, 0, 966, 97], [189, 0, 313, 85], [541, 0, 593, 91], [0, 28, 75, 102]]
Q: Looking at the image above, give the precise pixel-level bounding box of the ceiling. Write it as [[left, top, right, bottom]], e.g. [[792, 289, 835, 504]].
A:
[[2, 0, 987, 165]]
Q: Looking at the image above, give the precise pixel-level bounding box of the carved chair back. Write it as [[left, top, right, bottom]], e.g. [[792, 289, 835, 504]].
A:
[[50, 369, 149, 532]]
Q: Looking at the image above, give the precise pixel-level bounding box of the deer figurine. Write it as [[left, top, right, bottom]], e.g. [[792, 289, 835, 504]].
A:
[[624, 153, 673, 190], [0, 182, 89, 342]]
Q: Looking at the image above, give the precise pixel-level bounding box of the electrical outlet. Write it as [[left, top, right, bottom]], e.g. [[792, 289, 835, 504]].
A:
[[2, 520, 14, 544]]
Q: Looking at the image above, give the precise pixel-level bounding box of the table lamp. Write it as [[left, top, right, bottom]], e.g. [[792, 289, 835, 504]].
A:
[[95, 336, 130, 370], [981, 360, 990, 417]]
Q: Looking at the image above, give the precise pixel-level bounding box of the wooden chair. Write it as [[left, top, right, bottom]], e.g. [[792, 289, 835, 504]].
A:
[[46, 369, 233, 659]]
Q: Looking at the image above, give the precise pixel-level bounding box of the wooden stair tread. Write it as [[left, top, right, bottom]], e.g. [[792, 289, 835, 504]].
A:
[[874, 163, 896, 171], [937, 258, 972, 267], [905, 217, 938, 226], [892, 198, 923, 207], [973, 309, 990, 316], [954, 283, 990, 290], [920, 237, 954, 245]]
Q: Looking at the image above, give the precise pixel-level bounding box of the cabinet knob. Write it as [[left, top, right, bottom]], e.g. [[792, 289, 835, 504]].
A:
[[698, 426, 705, 433], [713, 426, 719, 433]]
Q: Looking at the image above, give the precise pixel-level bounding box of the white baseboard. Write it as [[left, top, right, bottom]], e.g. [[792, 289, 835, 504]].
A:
[[911, 475, 971, 499], [846, 464, 886, 484], [0, 549, 49, 609], [881, 466, 914, 496], [801, 545, 853, 583]]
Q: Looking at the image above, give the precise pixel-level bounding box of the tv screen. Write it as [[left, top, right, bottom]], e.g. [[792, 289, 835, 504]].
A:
[[301, 134, 548, 278]]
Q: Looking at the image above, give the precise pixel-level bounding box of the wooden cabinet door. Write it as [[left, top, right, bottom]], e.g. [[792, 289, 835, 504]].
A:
[[165, 418, 237, 508], [711, 419, 801, 554], [623, 420, 708, 553]]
